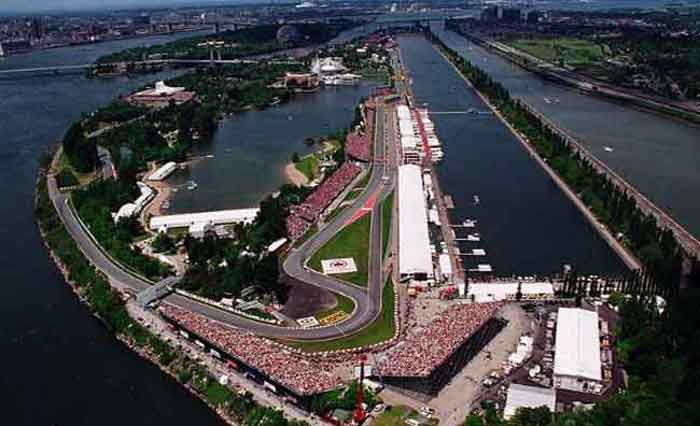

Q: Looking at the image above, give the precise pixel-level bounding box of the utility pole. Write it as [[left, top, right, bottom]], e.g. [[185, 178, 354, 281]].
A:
[[353, 355, 367, 424]]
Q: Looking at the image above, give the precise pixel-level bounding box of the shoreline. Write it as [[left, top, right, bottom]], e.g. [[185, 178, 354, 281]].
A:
[[37, 150, 241, 426], [285, 162, 309, 186], [36, 199, 240, 426], [457, 31, 700, 127], [431, 39, 642, 271]]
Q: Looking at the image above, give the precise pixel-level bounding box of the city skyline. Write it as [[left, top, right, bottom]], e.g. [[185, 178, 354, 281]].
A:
[[0, 0, 278, 15]]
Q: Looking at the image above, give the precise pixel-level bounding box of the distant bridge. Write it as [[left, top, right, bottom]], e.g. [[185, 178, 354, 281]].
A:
[[0, 58, 302, 77]]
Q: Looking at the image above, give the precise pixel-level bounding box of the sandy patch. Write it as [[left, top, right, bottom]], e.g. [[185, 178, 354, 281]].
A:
[[285, 162, 309, 186]]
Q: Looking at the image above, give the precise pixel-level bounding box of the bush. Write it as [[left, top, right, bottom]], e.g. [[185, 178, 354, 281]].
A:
[[56, 169, 79, 188]]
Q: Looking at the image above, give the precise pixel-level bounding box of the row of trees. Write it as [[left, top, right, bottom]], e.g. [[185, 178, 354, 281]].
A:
[[424, 28, 700, 426], [62, 121, 97, 173], [62, 60, 324, 302], [64, 61, 295, 176], [464, 288, 700, 426], [426, 27, 699, 294], [72, 178, 172, 281], [179, 183, 311, 302], [97, 21, 356, 64], [35, 158, 311, 426]]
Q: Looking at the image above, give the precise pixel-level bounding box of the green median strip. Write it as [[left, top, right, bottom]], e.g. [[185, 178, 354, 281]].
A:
[[312, 292, 356, 320], [308, 213, 371, 287], [381, 191, 394, 258], [286, 279, 395, 352]]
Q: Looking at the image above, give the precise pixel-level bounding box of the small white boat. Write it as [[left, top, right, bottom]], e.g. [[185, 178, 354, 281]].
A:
[[473, 195, 480, 205], [464, 219, 477, 227], [603, 146, 614, 152]]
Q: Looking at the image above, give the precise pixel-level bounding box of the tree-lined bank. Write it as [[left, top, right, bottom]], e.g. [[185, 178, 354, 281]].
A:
[[424, 27, 699, 295]]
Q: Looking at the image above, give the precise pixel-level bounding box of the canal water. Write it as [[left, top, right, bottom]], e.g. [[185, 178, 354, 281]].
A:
[[168, 81, 376, 213], [0, 35, 225, 426], [398, 35, 625, 276], [432, 23, 700, 239]]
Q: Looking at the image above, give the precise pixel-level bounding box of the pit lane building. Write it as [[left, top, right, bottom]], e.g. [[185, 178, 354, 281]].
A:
[[398, 164, 433, 282]]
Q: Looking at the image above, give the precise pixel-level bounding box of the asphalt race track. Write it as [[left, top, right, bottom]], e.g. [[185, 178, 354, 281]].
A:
[[48, 101, 395, 341]]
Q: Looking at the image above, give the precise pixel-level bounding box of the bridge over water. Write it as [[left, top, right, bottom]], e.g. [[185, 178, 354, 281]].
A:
[[0, 58, 302, 77]]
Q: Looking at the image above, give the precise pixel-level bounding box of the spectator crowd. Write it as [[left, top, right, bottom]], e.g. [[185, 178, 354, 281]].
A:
[[285, 92, 395, 240], [286, 161, 362, 239], [376, 302, 502, 378], [346, 101, 376, 162], [161, 305, 341, 396]]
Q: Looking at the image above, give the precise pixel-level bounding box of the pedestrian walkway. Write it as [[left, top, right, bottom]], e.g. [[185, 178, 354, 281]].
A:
[[136, 276, 179, 307]]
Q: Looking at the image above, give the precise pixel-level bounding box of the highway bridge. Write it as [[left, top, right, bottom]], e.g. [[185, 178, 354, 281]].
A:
[[47, 96, 396, 341], [0, 58, 301, 77]]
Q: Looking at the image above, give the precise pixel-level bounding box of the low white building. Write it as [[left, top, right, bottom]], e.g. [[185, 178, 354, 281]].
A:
[[188, 221, 213, 239], [150, 208, 260, 235], [504, 384, 556, 419], [311, 57, 347, 76], [553, 308, 603, 394], [468, 282, 555, 302], [148, 161, 177, 181], [113, 182, 154, 223]]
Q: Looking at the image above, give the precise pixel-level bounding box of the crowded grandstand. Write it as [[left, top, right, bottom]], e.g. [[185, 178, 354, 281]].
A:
[[285, 161, 363, 239], [345, 100, 376, 162], [376, 302, 505, 394], [160, 305, 341, 404]]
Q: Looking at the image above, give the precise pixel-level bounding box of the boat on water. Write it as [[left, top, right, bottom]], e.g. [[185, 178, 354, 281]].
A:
[[603, 146, 614, 152], [464, 219, 477, 227], [269, 97, 281, 106], [473, 195, 480, 205], [186, 181, 198, 190]]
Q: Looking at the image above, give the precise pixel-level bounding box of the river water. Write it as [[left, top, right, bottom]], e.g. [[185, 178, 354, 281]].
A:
[[0, 34, 226, 426], [431, 24, 700, 239], [168, 82, 376, 213], [0, 12, 674, 423], [398, 35, 625, 276]]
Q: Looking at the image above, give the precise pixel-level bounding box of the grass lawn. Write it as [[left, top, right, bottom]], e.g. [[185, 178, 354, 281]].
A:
[[382, 191, 394, 258], [286, 279, 395, 352], [308, 213, 371, 287], [295, 154, 320, 181], [373, 406, 421, 426], [312, 292, 356, 320], [203, 381, 233, 406], [508, 37, 606, 67]]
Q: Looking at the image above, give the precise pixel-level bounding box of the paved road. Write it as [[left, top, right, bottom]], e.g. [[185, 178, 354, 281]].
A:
[[48, 100, 396, 340]]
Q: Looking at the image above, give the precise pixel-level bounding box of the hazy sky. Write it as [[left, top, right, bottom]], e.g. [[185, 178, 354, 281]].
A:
[[1, 0, 252, 14]]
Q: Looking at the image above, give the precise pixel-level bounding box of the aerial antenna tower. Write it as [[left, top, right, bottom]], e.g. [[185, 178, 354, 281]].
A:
[[353, 355, 368, 424]]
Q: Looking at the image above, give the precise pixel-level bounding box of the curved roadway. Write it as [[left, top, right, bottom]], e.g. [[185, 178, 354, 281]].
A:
[[48, 101, 395, 341]]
